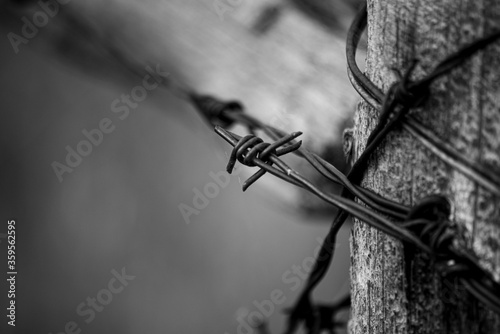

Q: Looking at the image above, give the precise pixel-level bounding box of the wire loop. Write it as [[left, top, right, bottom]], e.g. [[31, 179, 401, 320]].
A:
[[184, 2, 500, 331], [217, 128, 303, 191]]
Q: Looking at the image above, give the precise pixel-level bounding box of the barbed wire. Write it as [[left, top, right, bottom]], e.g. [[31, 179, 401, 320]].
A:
[[98, 1, 500, 332], [211, 103, 500, 323], [346, 4, 500, 197], [14, 0, 499, 331], [178, 3, 500, 332]]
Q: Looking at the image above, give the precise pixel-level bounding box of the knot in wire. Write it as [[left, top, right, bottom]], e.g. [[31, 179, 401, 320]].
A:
[[215, 126, 303, 191], [226, 135, 271, 171], [404, 195, 454, 254], [389, 60, 430, 110], [362, 60, 431, 160], [190, 94, 243, 128], [404, 195, 500, 313]]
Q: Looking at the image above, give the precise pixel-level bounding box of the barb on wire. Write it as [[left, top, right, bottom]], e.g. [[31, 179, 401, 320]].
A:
[[196, 93, 410, 219], [214, 112, 500, 323], [53, 0, 500, 330], [196, 87, 500, 332], [346, 3, 500, 196], [182, 2, 500, 332], [215, 126, 431, 252], [344, 3, 500, 315]]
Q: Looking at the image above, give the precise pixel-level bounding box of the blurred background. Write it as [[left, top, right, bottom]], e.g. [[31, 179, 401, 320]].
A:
[[0, 0, 362, 333]]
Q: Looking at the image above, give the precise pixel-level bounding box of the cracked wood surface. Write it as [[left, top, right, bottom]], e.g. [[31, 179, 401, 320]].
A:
[[350, 1, 500, 333]]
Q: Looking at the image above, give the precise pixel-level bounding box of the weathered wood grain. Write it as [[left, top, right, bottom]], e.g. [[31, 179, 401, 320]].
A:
[[350, 1, 500, 333]]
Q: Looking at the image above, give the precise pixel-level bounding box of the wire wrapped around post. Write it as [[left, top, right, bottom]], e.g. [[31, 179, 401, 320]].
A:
[[182, 3, 500, 330]]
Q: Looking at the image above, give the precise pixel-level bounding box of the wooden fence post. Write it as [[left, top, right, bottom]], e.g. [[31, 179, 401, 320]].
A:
[[350, 1, 500, 333]]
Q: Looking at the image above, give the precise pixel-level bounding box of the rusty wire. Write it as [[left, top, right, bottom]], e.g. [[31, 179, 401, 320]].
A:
[[346, 3, 500, 196], [344, 2, 500, 316], [189, 89, 500, 331], [152, 2, 500, 333]]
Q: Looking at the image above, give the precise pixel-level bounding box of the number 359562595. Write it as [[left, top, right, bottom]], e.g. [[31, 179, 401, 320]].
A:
[[7, 220, 16, 270]]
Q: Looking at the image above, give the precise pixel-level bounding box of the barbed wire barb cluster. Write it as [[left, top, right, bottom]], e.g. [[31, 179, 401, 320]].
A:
[[174, 2, 500, 333]]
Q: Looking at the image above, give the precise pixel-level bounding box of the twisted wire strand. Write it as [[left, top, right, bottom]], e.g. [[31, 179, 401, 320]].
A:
[[68, 0, 500, 329], [161, 3, 500, 331], [215, 126, 431, 252], [214, 102, 500, 330], [345, 3, 500, 317], [346, 3, 500, 196], [205, 73, 500, 328], [207, 98, 410, 219]]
